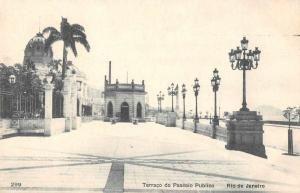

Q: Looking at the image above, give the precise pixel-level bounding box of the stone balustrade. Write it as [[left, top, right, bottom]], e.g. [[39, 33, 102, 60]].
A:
[[176, 119, 227, 141], [105, 83, 145, 92], [156, 112, 177, 127]]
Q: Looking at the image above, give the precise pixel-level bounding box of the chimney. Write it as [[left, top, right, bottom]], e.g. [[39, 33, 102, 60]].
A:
[[109, 61, 111, 84]]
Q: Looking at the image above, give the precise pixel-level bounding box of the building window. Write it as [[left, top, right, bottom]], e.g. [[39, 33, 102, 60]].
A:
[[137, 102, 142, 118], [107, 102, 113, 117]]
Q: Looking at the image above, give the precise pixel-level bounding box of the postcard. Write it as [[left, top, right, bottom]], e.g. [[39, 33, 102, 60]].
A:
[[0, 0, 299, 192]]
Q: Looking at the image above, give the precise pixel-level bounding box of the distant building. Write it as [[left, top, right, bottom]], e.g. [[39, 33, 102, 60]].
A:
[[67, 63, 103, 117], [104, 61, 147, 122], [85, 87, 104, 117]]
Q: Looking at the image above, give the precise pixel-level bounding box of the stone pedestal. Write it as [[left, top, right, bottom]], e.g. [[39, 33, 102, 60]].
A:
[[225, 111, 267, 158], [63, 77, 72, 132], [44, 83, 53, 136], [166, 112, 177, 127]]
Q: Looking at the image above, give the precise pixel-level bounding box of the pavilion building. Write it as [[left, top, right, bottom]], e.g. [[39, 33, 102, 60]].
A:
[[104, 61, 147, 122]]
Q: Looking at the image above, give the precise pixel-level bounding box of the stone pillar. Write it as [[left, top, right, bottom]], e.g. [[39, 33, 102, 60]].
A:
[[78, 96, 82, 116], [63, 76, 72, 132], [132, 100, 135, 121], [142, 103, 145, 119], [225, 111, 267, 158], [44, 83, 54, 136], [77, 91, 82, 127], [175, 92, 179, 113], [71, 74, 78, 130], [166, 112, 177, 127]]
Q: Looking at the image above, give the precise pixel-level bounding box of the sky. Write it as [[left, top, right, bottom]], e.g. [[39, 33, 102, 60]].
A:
[[0, 0, 300, 113]]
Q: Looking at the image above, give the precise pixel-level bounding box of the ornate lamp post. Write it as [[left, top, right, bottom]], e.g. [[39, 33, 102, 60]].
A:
[[283, 107, 297, 155], [167, 83, 178, 112], [211, 68, 221, 126], [157, 91, 164, 113], [229, 37, 261, 111], [181, 84, 187, 120], [8, 74, 16, 117], [193, 78, 200, 123]]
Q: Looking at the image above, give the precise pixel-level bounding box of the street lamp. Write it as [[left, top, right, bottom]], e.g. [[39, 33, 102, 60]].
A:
[[8, 74, 16, 117], [157, 91, 164, 113], [229, 37, 261, 111], [167, 83, 178, 112], [193, 78, 200, 123], [283, 107, 297, 155], [211, 68, 221, 126], [181, 84, 187, 120]]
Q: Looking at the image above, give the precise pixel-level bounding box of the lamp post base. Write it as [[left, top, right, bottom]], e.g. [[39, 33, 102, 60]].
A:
[[193, 118, 199, 133], [213, 116, 219, 126], [225, 111, 267, 158]]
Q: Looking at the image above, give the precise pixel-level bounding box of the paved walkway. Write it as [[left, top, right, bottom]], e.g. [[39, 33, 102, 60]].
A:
[[0, 121, 299, 193]]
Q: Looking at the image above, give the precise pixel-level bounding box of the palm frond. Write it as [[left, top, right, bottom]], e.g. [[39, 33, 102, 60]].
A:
[[44, 31, 62, 51], [42, 27, 60, 34], [69, 40, 78, 57], [74, 36, 90, 52], [72, 24, 85, 32], [72, 28, 87, 39], [54, 59, 62, 65], [0, 63, 7, 68]]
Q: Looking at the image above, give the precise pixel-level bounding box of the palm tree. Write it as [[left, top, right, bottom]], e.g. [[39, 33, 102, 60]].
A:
[[43, 17, 90, 79]]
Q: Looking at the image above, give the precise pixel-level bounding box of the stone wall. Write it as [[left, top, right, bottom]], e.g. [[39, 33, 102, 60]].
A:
[[19, 119, 45, 134], [1, 119, 12, 129], [156, 112, 177, 127], [18, 118, 65, 135], [195, 122, 212, 137], [156, 113, 167, 125], [215, 125, 227, 142], [82, 116, 93, 122], [176, 119, 227, 141]]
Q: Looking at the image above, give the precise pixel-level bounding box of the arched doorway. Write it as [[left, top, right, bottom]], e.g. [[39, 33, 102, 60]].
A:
[[137, 102, 142, 118], [107, 102, 113, 117], [120, 102, 129, 121]]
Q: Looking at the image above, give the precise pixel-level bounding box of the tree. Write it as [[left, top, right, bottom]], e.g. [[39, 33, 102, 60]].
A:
[[0, 63, 43, 118], [49, 59, 62, 74], [42, 17, 90, 79]]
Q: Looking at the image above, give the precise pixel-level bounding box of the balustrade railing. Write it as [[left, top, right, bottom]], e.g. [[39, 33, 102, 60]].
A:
[[105, 83, 145, 92]]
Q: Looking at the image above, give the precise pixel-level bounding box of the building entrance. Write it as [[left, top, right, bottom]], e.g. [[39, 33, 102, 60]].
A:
[[120, 102, 129, 122]]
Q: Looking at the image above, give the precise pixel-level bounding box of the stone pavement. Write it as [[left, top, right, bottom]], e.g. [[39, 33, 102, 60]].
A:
[[0, 121, 299, 193]]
